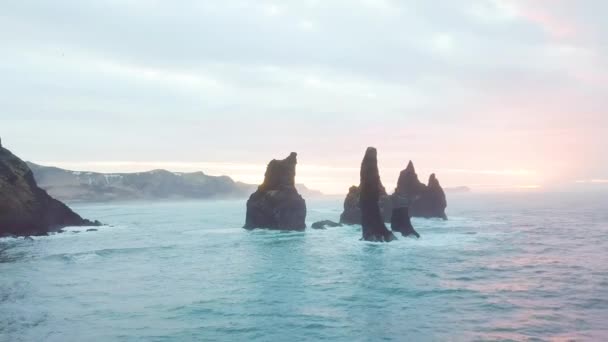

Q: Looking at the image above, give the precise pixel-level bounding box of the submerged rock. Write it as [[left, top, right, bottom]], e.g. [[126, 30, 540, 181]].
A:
[[359, 147, 396, 242], [311, 220, 342, 229], [244, 152, 307, 230], [0, 139, 100, 237]]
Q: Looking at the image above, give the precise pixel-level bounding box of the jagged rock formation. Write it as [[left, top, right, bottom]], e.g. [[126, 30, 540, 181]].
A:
[[340, 160, 447, 222], [359, 147, 396, 242], [339, 185, 391, 224], [0, 140, 100, 237], [394, 162, 447, 219], [390, 194, 420, 238], [311, 220, 342, 229], [244, 152, 306, 230]]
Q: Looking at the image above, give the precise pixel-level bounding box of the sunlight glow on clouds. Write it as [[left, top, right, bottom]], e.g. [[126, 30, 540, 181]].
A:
[[1, 0, 606, 193]]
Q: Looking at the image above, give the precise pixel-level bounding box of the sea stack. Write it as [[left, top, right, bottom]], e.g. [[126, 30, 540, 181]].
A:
[[359, 147, 396, 242], [394, 161, 447, 219], [0, 139, 100, 237], [340, 159, 447, 222], [339, 183, 391, 225], [244, 152, 307, 230], [390, 194, 420, 238], [414, 173, 447, 219], [339, 186, 361, 224]]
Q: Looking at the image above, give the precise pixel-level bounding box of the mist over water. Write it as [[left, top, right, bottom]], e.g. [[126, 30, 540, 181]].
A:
[[1, 193, 607, 341]]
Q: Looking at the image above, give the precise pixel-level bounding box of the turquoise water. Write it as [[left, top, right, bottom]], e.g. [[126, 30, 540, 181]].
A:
[[1, 193, 607, 341]]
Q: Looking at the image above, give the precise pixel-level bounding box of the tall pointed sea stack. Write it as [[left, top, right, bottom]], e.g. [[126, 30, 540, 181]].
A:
[[396, 161, 426, 196], [0, 139, 100, 237], [359, 147, 396, 242], [244, 152, 307, 230]]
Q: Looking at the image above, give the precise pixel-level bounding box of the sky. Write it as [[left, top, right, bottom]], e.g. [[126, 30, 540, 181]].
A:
[[1, 0, 607, 194]]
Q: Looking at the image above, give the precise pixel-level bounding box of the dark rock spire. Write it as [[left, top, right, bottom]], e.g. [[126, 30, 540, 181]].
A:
[[359, 147, 396, 242], [244, 152, 307, 230]]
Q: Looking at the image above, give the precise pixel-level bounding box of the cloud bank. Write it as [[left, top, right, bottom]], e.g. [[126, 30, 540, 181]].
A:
[[1, 0, 606, 193]]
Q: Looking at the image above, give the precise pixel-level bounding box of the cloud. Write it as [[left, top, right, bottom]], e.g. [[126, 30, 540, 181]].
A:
[[575, 179, 608, 184], [1, 0, 606, 193]]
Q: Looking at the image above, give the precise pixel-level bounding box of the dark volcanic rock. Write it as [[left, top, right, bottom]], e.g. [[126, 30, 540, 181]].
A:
[[339, 185, 391, 224], [411, 173, 447, 219], [340, 159, 447, 221], [244, 152, 307, 230], [339, 186, 361, 224], [395, 161, 427, 196], [311, 220, 342, 229], [390, 194, 420, 238], [359, 147, 396, 242], [394, 161, 447, 219], [0, 140, 100, 237]]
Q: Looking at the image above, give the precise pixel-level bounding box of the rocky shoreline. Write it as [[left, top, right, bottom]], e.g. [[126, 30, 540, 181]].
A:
[[0, 138, 100, 237]]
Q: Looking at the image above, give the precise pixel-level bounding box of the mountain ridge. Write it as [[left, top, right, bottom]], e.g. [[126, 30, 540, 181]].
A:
[[27, 162, 323, 202]]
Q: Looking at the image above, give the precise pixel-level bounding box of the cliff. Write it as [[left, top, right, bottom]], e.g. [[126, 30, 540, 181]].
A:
[[244, 152, 307, 230], [0, 140, 99, 236]]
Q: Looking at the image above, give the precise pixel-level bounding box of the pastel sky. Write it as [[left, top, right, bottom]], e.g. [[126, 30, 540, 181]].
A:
[[1, 0, 606, 194]]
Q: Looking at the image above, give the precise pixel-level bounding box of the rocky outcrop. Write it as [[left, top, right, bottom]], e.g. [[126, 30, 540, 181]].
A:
[[390, 194, 420, 238], [339, 186, 361, 224], [359, 147, 396, 242], [311, 220, 342, 229], [395, 162, 447, 219], [340, 160, 447, 222], [0, 140, 100, 237], [339, 185, 391, 224], [413, 173, 447, 219], [244, 152, 307, 230]]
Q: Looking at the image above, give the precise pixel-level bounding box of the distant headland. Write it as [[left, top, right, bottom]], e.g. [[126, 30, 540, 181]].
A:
[[26, 162, 323, 202]]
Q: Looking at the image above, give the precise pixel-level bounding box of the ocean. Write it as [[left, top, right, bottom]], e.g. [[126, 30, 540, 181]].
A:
[[1, 193, 607, 341]]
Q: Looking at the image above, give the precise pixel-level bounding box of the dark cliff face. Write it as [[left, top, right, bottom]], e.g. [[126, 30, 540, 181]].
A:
[[0, 143, 99, 237], [393, 161, 447, 220], [411, 173, 447, 219], [396, 160, 426, 196], [244, 152, 307, 230], [339, 186, 361, 224], [359, 147, 396, 242], [394, 162, 447, 219]]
